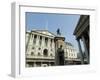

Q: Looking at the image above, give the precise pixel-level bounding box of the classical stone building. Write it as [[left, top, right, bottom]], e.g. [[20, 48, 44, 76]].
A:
[[26, 29, 78, 67], [26, 30, 55, 67], [65, 42, 77, 59], [73, 15, 89, 64], [64, 42, 78, 64]]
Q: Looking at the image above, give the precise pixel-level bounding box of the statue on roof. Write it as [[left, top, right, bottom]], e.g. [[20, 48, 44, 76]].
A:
[[57, 28, 61, 35]]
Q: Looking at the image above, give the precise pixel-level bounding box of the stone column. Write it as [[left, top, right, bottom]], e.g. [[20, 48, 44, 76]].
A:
[[49, 62, 51, 66], [52, 39, 55, 49], [34, 62, 36, 67], [82, 35, 89, 63], [42, 36, 45, 47], [77, 39, 84, 64], [26, 33, 33, 53], [47, 38, 50, 47], [31, 34, 34, 45], [36, 35, 39, 46], [40, 62, 42, 67]]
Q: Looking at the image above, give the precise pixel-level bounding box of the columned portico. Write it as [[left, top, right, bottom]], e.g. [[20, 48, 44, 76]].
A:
[[82, 35, 89, 63], [26, 30, 56, 67], [73, 15, 90, 64], [77, 39, 84, 64]]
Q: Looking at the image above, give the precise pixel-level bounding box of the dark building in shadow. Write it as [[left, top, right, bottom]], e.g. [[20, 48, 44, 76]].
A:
[[73, 15, 90, 64]]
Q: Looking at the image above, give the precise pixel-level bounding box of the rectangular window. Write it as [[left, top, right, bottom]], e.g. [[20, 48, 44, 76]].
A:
[[45, 37, 48, 47], [33, 35, 37, 45], [39, 36, 42, 46]]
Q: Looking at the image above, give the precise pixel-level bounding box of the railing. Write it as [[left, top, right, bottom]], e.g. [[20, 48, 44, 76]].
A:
[[26, 54, 87, 61], [26, 54, 54, 60], [65, 58, 87, 62], [64, 57, 81, 61]]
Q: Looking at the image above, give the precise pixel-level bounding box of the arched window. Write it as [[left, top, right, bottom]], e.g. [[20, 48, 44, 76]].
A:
[[38, 52, 41, 56], [38, 48, 41, 50], [50, 53, 53, 57], [32, 47, 35, 49], [31, 52, 34, 56], [43, 49, 48, 56]]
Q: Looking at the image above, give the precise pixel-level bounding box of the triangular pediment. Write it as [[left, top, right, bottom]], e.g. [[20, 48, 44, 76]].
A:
[[32, 29, 56, 37]]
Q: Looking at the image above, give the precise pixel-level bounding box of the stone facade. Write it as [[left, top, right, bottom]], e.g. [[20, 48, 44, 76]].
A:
[[65, 42, 77, 59], [26, 29, 78, 67]]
